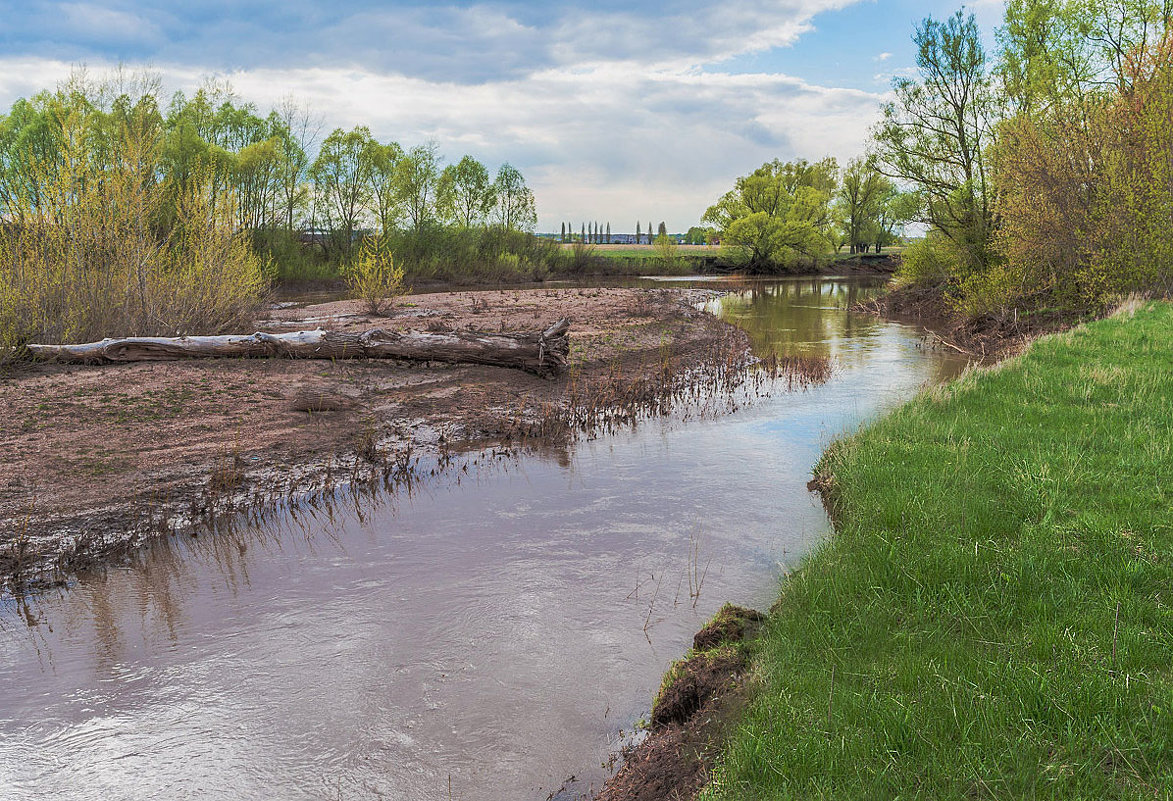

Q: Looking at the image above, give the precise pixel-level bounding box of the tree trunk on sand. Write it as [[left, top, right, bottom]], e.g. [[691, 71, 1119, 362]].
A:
[[25, 319, 571, 378]]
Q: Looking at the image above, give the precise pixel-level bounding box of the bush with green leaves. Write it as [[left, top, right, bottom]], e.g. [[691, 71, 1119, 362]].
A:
[[345, 239, 408, 316]]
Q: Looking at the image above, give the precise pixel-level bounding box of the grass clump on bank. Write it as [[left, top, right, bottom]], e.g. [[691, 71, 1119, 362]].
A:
[[704, 302, 1173, 799]]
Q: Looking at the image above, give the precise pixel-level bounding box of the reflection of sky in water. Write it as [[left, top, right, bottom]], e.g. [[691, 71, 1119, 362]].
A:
[[0, 279, 971, 801]]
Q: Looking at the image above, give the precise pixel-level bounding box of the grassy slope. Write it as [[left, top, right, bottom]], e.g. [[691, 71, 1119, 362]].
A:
[[704, 302, 1173, 799]]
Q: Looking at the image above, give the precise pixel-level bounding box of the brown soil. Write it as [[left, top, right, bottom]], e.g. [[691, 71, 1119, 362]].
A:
[[691, 604, 766, 653], [857, 282, 1086, 358], [0, 287, 748, 588], [597, 605, 765, 801], [829, 253, 901, 275]]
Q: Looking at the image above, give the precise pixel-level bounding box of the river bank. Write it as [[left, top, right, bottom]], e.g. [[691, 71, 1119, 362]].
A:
[[0, 286, 757, 590], [0, 276, 968, 800], [692, 300, 1173, 798]]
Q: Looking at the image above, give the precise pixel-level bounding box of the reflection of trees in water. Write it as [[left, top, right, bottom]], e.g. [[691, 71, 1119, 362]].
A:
[[723, 278, 886, 361]]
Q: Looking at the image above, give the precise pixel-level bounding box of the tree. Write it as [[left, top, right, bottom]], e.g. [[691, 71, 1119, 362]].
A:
[[233, 136, 284, 231], [437, 155, 495, 228], [702, 158, 839, 271], [871, 10, 997, 275], [992, 0, 1173, 310], [635, 221, 641, 244], [368, 140, 405, 235], [606, 222, 611, 243], [837, 158, 893, 253], [395, 142, 442, 232], [309, 126, 376, 255], [561, 221, 566, 242], [872, 187, 916, 252], [492, 163, 536, 231], [270, 99, 318, 233]]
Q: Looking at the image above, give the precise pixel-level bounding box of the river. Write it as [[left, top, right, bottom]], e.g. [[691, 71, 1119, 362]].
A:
[[0, 277, 968, 800]]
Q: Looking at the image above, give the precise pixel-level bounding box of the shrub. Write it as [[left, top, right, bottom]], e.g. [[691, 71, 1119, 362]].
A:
[[953, 262, 1031, 318], [897, 233, 959, 287], [654, 233, 680, 270], [0, 89, 267, 356], [345, 239, 408, 315]]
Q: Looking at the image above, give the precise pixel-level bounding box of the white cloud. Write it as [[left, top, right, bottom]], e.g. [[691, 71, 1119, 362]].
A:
[[0, 1, 894, 231], [874, 52, 892, 62], [58, 3, 165, 46], [0, 55, 884, 230]]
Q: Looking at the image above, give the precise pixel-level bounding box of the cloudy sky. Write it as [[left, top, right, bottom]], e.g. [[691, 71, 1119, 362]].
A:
[[0, 0, 1004, 231]]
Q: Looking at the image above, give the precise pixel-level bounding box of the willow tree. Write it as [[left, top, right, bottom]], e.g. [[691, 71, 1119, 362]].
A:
[[872, 10, 997, 276], [309, 126, 376, 256], [368, 139, 405, 235], [492, 163, 537, 232], [838, 159, 897, 254], [702, 158, 838, 272], [437, 155, 495, 228]]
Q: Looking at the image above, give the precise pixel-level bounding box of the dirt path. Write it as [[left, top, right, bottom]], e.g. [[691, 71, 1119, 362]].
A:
[[0, 287, 747, 587]]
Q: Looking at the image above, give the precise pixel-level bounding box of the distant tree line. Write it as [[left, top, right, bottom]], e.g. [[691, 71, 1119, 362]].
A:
[[0, 78, 540, 281], [556, 220, 715, 245]]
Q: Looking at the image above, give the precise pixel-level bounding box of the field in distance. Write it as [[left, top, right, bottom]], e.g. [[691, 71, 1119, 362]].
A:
[[562, 243, 724, 259]]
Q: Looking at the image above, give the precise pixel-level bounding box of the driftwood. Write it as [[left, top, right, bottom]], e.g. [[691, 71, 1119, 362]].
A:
[[26, 318, 571, 378]]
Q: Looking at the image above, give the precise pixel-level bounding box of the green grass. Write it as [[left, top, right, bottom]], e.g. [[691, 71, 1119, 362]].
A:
[[703, 302, 1173, 800], [582, 244, 723, 260]]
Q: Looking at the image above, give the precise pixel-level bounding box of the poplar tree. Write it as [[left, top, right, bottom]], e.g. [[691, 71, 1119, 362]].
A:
[[635, 222, 641, 244], [606, 222, 611, 243]]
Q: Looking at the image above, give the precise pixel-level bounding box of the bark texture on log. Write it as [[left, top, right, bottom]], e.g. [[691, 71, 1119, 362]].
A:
[[26, 318, 571, 378]]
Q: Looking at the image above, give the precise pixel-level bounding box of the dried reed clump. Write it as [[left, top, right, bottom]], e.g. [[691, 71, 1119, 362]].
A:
[[497, 329, 832, 445], [0, 80, 267, 360]]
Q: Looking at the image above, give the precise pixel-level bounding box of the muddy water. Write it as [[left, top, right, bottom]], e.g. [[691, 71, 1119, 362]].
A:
[[0, 278, 968, 800]]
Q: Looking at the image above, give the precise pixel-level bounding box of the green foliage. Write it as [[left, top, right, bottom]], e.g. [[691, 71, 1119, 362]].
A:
[[385, 225, 560, 283], [684, 225, 716, 245], [491, 162, 537, 232], [345, 238, 408, 316], [705, 303, 1173, 799], [992, 0, 1173, 313], [703, 158, 838, 272], [437, 155, 495, 228], [0, 78, 267, 355], [896, 233, 961, 287], [872, 10, 996, 275]]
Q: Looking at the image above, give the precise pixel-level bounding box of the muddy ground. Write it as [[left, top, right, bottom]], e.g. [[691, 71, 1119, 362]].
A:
[[857, 282, 1087, 358], [595, 605, 765, 801], [0, 287, 750, 587]]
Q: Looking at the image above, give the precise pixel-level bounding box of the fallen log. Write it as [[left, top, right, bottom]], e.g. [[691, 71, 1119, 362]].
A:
[[25, 318, 571, 378]]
